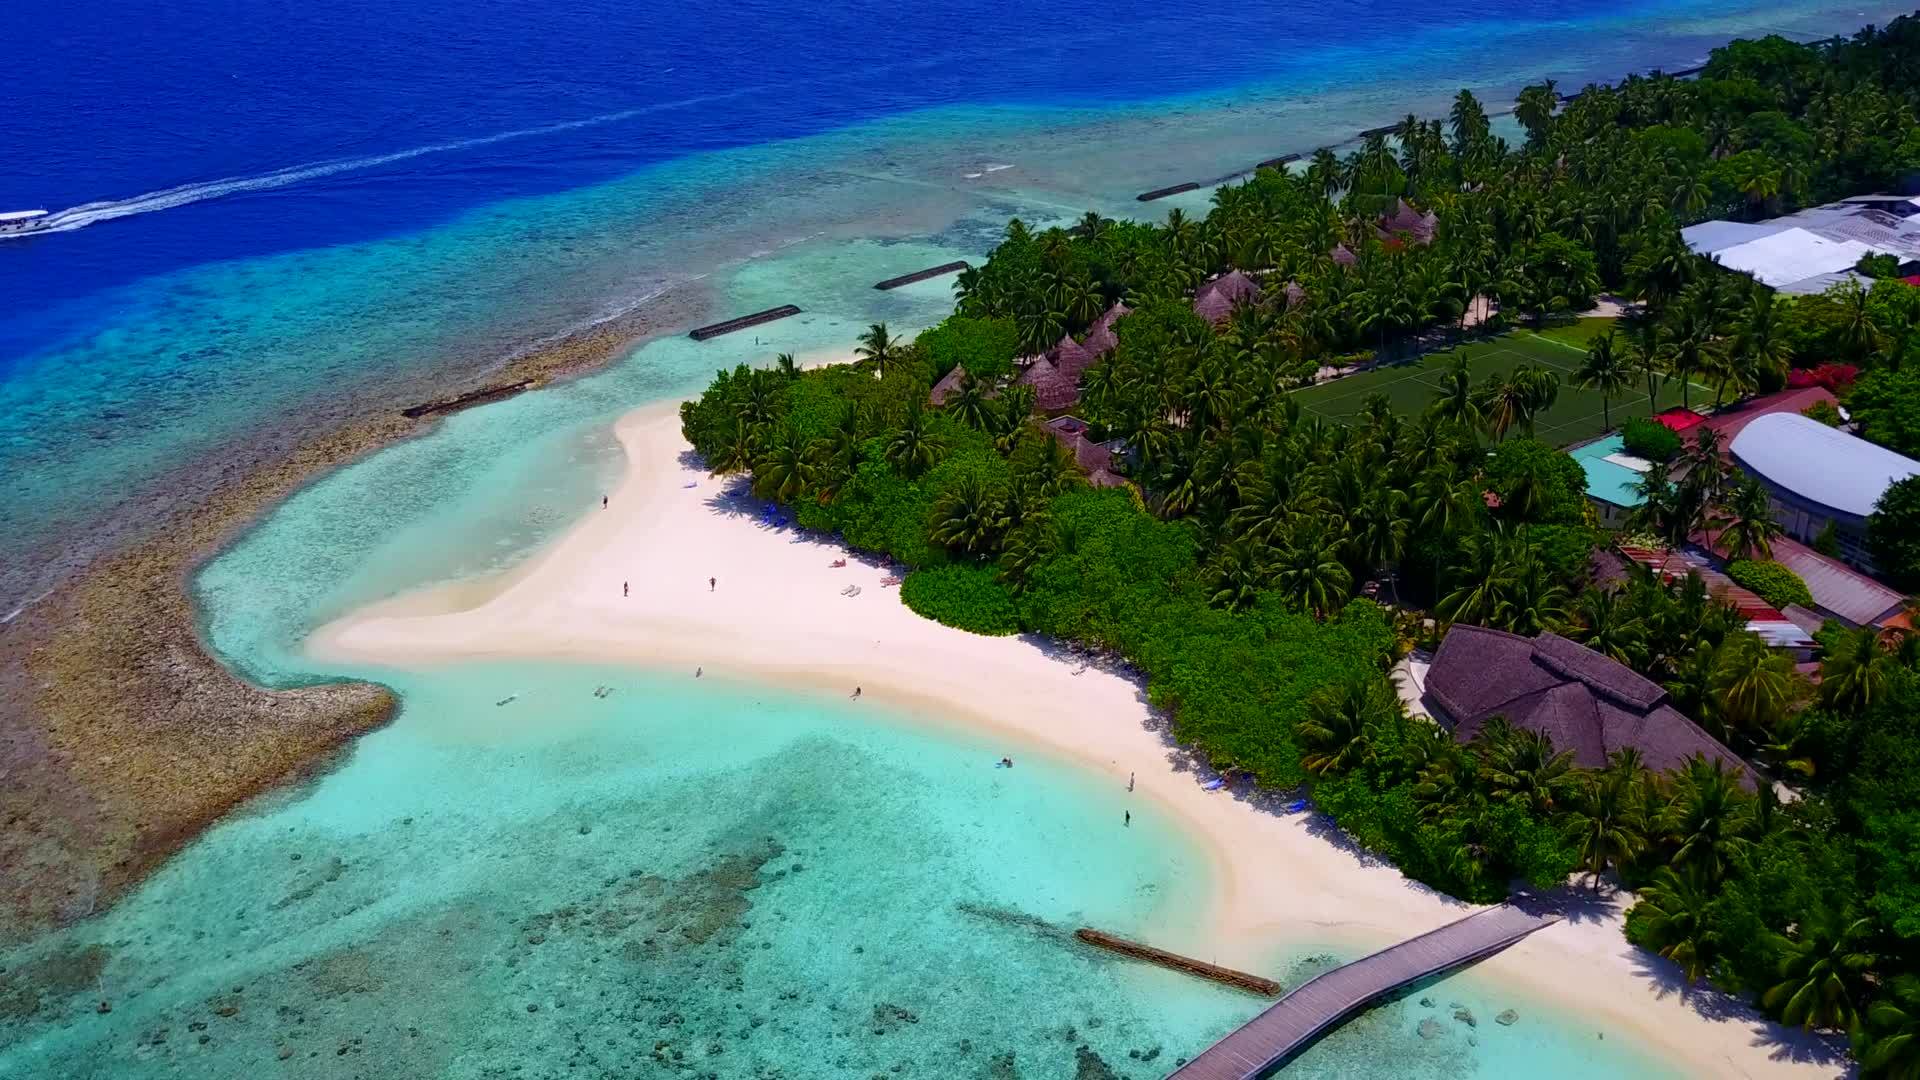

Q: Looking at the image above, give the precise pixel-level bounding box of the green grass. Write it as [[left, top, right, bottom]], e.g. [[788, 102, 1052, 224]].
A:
[[1529, 315, 1621, 351], [1293, 328, 1713, 448]]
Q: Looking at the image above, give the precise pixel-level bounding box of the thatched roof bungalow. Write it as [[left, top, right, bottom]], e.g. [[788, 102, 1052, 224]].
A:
[[1016, 357, 1080, 412], [1282, 280, 1306, 308], [1378, 198, 1438, 245], [1331, 243, 1358, 267], [928, 364, 970, 407], [1045, 416, 1126, 488], [1425, 625, 1753, 784], [1051, 334, 1098, 379], [1192, 270, 1263, 327]]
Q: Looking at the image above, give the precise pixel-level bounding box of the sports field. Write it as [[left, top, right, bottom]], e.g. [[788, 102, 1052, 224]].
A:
[[1292, 328, 1714, 448]]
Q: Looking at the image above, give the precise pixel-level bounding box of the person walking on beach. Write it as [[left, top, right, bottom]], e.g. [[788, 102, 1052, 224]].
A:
[[602, 495, 608, 509], [696, 666, 703, 678], [851, 686, 862, 700], [709, 576, 716, 592], [623, 581, 629, 597], [1128, 771, 1134, 792]]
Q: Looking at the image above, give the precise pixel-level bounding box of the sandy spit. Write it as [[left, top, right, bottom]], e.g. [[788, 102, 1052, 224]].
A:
[[313, 400, 1846, 1078]]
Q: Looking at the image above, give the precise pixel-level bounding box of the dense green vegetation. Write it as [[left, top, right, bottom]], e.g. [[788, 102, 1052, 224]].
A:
[[684, 19, 1920, 1068], [1727, 558, 1815, 610], [1621, 415, 1682, 461]]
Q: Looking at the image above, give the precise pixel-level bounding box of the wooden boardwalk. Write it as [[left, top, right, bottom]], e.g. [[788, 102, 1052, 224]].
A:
[[1166, 904, 1559, 1080]]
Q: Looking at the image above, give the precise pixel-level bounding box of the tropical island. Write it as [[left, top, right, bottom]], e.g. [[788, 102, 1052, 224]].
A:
[[673, 17, 1920, 1071]]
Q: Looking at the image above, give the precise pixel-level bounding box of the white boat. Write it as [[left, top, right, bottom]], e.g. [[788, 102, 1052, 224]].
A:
[[0, 209, 53, 237]]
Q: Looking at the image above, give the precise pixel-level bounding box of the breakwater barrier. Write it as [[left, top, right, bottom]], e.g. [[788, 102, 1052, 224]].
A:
[[687, 305, 802, 341], [1137, 181, 1203, 202], [401, 378, 538, 419], [873, 260, 970, 290], [1074, 928, 1281, 997]]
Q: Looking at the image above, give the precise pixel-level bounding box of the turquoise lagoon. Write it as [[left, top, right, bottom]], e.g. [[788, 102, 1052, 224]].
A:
[[0, 340, 1681, 1078], [0, 656, 1679, 1079]]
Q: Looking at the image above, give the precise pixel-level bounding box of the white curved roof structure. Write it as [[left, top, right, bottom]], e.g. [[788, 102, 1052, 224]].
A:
[[1730, 412, 1920, 519]]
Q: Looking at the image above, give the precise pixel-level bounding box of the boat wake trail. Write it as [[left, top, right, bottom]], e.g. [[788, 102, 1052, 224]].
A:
[[26, 108, 671, 235]]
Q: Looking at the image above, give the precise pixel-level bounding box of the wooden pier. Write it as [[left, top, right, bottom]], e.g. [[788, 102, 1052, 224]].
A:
[[401, 378, 537, 420], [688, 305, 801, 342], [873, 260, 970, 290], [1075, 929, 1281, 997], [1166, 904, 1558, 1080]]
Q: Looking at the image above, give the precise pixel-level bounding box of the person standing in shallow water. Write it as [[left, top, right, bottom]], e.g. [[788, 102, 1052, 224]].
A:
[[1124, 811, 1130, 827], [602, 495, 607, 509]]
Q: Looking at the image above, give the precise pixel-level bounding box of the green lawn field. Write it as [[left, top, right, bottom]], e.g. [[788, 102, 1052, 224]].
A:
[[1292, 326, 1715, 448]]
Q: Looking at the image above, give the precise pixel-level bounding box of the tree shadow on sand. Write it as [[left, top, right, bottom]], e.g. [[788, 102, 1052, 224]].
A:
[[1626, 949, 1852, 1072]]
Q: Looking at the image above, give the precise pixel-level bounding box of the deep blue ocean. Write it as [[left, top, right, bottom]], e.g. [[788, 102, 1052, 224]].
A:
[[0, 0, 1896, 607]]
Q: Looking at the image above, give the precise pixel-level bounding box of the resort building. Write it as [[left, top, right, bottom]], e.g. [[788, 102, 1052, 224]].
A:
[[1605, 544, 1816, 655], [1192, 270, 1261, 326], [1728, 412, 1920, 572], [1682, 194, 1920, 294], [1569, 434, 1649, 528], [1425, 626, 1751, 780], [1043, 415, 1127, 488]]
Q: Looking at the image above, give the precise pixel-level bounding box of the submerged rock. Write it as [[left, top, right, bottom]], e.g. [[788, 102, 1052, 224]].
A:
[[1418, 1018, 1444, 1040], [985, 1051, 1020, 1079], [869, 1002, 919, 1034], [1453, 1007, 1475, 1028], [1496, 1009, 1519, 1026], [1073, 1044, 1119, 1080]]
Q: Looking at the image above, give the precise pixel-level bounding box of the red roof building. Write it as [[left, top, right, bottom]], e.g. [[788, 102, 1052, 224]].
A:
[[1696, 386, 1837, 444], [1652, 408, 1706, 433]]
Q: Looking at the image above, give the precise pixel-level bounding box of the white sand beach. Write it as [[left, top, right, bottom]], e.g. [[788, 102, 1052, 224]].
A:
[[311, 394, 1842, 1078]]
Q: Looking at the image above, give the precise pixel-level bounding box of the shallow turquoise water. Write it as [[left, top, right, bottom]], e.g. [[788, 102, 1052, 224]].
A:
[[0, 659, 1676, 1078]]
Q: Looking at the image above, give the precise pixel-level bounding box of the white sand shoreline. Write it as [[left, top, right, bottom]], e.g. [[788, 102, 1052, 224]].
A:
[[310, 392, 1845, 1077]]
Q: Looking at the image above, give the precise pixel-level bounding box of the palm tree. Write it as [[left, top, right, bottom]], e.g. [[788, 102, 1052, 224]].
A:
[[929, 473, 1009, 558], [1631, 865, 1721, 983], [1715, 472, 1783, 560], [1513, 80, 1559, 145], [1577, 332, 1634, 431], [1569, 587, 1646, 667], [774, 352, 800, 379], [1862, 976, 1920, 1078], [1710, 634, 1800, 735], [1297, 676, 1401, 776], [1207, 538, 1271, 612], [884, 403, 945, 478], [1349, 486, 1411, 603], [1762, 911, 1880, 1032], [1427, 357, 1483, 429], [1490, 546, 1571, 636], [1566, 768, 1647, 883], [1820, 625, 1895, 713], [1272, 521, 1354, 618], [944, 372, 994, 431], [752, 424, 812, 503], [1439, 533, 1508, 626], [1660, 758, 1756, 884], [855, 323, 904, 377], [1474, 718, 1577, 814]]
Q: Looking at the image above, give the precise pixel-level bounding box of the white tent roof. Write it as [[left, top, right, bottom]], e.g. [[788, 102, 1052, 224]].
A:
[[1710, 228, 1879, 289], [1731, 413, 1920, 519]]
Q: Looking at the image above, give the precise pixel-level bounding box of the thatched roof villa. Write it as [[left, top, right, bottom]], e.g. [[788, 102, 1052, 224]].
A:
[[1425, 625, 1753, 784], [1378, 198, 1439, 245], [1044, 415, 1127, 488], [1192, 269, 1262, 326]]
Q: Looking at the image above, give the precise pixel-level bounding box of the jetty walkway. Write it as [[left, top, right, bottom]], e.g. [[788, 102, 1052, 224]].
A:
[[1167, 903, 1559, 1079]]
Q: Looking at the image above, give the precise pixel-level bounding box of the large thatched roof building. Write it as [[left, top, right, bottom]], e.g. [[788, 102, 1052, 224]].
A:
[[1425, 625, 1751, 782], [1191, 270, 1262, 326]]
